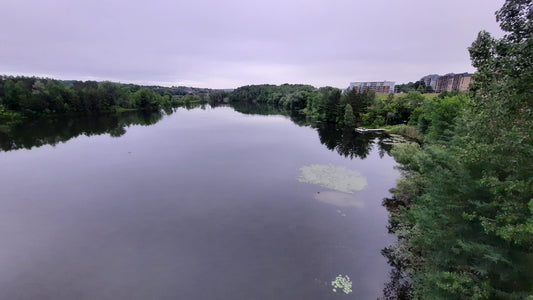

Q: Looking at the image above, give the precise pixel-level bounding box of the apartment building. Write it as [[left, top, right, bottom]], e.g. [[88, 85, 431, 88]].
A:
[[421, 74, 440, 91], [349, 81, 395, 93], [430, 73, 473, 93]]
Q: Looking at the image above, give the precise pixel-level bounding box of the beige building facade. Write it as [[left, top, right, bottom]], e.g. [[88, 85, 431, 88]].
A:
[[433, 73, 473, 93]]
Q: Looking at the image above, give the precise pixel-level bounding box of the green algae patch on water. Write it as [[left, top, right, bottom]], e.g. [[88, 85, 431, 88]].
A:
[[331, 274, 353, 294], [298, 164, 367, 193]]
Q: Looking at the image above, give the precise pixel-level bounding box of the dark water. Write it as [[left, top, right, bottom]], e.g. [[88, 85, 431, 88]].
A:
[[0, 105, 399, 299]]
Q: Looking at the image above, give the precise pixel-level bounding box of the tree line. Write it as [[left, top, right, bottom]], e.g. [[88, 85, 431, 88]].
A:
[[227, 82, 468, 135], [0, 75, 457, 134], [0, 76, 214, 117], [0, 102, 396, 162]]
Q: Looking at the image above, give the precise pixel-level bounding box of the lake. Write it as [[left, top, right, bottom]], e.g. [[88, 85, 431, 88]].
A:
[[0, 105, 399, 299]]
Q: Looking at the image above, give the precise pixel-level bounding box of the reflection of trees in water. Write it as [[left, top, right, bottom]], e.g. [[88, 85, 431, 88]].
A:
[[316, 124, 396, 160], [223, 102, 283, 116], [381, 253, 413, 300], [1, 102, 406, 298], [1, 103, 292, 152], [317, 125, 375, 159], [1, 102, 398, 160], [381, 197, 414, 300], [228, 102, 396, 160], [226, 102, 309, 126], [0, 110, 163, 151], [229, 103, 410, 298]]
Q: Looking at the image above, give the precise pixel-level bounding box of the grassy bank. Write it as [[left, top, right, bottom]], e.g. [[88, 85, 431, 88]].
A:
[[375, 93, 438, 101], [382, 124, 419, 139]]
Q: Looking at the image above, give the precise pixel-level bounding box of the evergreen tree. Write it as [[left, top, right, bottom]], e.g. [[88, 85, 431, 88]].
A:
[[466, 0, 533, 245], [343, 104, 355, 127], [385, 1, 533, 299]]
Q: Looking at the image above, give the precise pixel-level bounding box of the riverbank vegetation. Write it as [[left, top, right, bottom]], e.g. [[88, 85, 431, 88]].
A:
[[0, 76, 212, 117], [383, 1, 532, 298], [227, 82, 470, 141], [1, 74, 466, 142]]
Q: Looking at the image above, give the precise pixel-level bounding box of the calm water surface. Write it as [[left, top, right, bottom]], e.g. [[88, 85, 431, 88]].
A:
[[0, 106, 399, 299]]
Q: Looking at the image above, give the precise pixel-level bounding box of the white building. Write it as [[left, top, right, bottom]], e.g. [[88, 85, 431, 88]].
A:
[[349, 81, 395, 93]]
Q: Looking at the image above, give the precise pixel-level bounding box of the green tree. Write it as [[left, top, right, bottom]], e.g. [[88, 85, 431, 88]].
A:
[[45, 81, 67, 113], [418, 95, 469, 141], [97, 81, 122, 109], [343, 104, 355, 127], [320, 87, 341, 123], [466, 0, 533, 246], [134, 89, 160, 110], [3, 80, 24, 110], [385, 1, 533, 299], [343, 88, 374, 123]]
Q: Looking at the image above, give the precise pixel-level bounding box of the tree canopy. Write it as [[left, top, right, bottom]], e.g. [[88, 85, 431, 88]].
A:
[[384, 1, 533, 298]]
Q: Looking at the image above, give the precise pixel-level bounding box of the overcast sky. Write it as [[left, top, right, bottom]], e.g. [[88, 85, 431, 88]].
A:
[[0, 0, 504, 88]]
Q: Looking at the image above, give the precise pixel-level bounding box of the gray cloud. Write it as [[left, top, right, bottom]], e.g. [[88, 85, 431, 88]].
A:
[[0, 0, 504, 88]]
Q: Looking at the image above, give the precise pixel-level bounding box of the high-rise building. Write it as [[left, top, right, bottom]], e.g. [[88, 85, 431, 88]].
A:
[[458, 75, 472, 91], [349, 81, 395, 93], [420, 74, 440, 91], [434, 73, 473, 93], [435, 73, 454, 92]]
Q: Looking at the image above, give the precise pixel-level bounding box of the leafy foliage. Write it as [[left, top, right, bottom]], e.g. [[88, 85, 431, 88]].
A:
[[385, 1, 533, 298], [343, 104, 355, 127], [0, 76, 213, 117], [396, 80, 430, 93], [466, 0, 533, 247]]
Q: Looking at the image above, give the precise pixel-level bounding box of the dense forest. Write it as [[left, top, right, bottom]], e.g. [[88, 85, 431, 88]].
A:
[[0, 76, 213, 118], [383, 1, 533, 299]]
